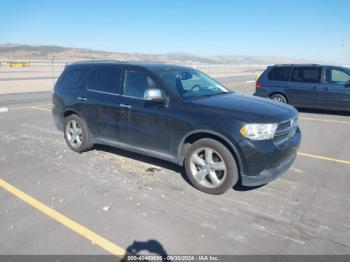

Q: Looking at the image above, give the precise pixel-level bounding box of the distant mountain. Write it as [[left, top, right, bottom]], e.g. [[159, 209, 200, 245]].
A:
[[0, 43, 316, 65]]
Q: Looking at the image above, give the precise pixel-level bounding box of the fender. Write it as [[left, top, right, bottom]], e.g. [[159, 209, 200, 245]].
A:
[[62, 108, 92, 136], [177, 129, 245, 176]]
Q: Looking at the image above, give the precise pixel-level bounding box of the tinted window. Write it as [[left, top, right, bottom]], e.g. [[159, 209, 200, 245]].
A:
[[123, 70, 158, 98], [267, 67, 292, 81], [89, 67, 122, 94], [291, 67, 322, 83], [61, 68, 89, 89], [326, 68, 350, 85]]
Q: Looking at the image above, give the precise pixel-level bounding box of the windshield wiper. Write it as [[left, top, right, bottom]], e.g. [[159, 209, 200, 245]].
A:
[[210, 91, 230, 96], [186, 92, 230, 99], [197, 92, 230, 98]]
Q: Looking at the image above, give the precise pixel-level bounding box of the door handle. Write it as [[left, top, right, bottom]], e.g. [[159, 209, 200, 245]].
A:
[[120, 103, 132, 109], [77, 96, 87, 101]]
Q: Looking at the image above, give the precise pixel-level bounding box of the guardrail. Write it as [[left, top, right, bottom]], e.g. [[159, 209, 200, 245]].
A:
[[0, 60, 267, 77]]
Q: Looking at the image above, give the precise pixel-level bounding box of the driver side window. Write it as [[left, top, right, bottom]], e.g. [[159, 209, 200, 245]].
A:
[[123, 70, 159, 99], [326, 68, 350, 85]]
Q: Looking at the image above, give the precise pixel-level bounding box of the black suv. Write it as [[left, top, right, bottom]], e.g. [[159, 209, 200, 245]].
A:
[[255, 64, 350, 111], [52, 61, 301, 194]]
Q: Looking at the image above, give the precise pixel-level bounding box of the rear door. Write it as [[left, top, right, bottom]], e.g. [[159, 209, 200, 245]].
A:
[[321, 67, 350, 110], [288, 66, 322, 108], [82, 65, 123, 140], [57, 67, 90, 107]]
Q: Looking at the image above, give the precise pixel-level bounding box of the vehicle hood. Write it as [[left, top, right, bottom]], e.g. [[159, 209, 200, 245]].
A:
[[191, 93, 297, 123]]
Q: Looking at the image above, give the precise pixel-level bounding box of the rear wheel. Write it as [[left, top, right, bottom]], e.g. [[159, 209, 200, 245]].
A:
[[184, 138, 239, 195], [64, 114, 93, 152], [270, 94, 287, 104]]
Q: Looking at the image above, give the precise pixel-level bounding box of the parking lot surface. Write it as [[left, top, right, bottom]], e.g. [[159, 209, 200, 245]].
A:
[[0, 76, 350, 256]]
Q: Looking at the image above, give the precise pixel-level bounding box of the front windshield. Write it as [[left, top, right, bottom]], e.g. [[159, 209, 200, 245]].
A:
[[158, 69, 229, 98]]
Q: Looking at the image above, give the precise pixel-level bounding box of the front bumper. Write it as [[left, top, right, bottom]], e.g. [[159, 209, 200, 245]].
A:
[[241, 149, 297, 186], [239, 128, 301, 187], [253, 88, 269, 98]]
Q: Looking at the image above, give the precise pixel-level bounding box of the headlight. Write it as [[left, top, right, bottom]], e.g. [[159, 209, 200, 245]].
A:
[[240, 123, 278, 140]]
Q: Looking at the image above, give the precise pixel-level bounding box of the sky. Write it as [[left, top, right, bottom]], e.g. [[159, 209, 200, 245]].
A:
[[0, 0, 349, 63]]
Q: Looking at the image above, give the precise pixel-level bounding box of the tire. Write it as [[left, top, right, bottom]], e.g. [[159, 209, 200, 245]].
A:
[[270, 94, 287, 104], [184, 138, 239, 195], [64, 114, 93, 153]]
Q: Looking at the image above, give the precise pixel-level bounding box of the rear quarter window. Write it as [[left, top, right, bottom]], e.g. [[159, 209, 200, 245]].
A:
[[267, 67, 292, 81], [60, 68, 89, 89]]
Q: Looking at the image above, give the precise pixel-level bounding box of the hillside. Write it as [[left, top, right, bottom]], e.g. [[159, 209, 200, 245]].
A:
[[0, 43, 313, 65]]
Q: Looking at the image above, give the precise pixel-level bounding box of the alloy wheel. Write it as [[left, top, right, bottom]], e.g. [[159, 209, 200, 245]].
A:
[[189, 147, 227, 189], [65, 119, 83, 148], [272, 96, 285, 103]]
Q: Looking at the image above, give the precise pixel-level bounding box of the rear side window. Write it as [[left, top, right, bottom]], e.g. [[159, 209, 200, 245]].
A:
[[267, 67, 292, 81], [291, 67, 322, 83], [60, 68, 89, 89], [89, 67, 122, 94]]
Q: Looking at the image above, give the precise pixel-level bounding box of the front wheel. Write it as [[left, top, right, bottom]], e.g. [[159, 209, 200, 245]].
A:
[[184, 138, 239, 195]]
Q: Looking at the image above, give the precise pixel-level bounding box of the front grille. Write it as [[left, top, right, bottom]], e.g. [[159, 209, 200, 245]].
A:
[[274, 117, 298, 145], [276, 118, 298, 133]]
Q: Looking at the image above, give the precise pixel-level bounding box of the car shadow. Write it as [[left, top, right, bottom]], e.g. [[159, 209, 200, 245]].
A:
[[94, 144, 192, 185], [95, 144, 261, 193], [233, 183, 264, 191], [122, 239, 168, 262], [298, 107, 350, 116]]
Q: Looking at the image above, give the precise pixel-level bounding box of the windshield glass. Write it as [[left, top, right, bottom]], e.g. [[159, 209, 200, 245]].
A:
[[157, 69, 229, 98]]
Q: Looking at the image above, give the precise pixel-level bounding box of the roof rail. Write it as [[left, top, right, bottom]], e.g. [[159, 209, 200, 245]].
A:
[[273, 63, 322, 67]]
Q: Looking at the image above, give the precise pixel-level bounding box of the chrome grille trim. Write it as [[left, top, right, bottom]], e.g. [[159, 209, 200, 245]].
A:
[[274, 117, 298, 145]]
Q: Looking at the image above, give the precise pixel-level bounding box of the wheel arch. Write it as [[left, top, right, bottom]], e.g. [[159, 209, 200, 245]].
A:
[[63, 108, 81, 118], [62, 109, 90, 135], [177, 130, 244, 176]]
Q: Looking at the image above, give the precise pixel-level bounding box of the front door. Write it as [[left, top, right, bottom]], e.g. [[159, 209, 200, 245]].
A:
[[321, 67, 350, 111], [118, 69, 171, 155]]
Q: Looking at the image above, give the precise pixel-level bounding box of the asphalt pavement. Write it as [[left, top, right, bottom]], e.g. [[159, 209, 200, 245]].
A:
[[0, 77, 350, 256]]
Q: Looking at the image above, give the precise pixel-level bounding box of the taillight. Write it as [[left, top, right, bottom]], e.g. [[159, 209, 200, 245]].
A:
[[256, 82, 261, 89]]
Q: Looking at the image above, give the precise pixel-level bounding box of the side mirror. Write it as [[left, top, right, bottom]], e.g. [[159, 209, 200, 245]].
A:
[[144, 88, 166, 102]]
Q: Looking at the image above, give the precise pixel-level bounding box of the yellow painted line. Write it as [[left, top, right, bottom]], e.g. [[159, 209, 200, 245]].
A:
[[300, 117, 350, 125], [298, 152, 350, 165], [0, 178, 127, 257], [5, 106, 36, 111], [8, 104, 52, 111], [7, 106, 28, 111], [30, 105, 51, 112]]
